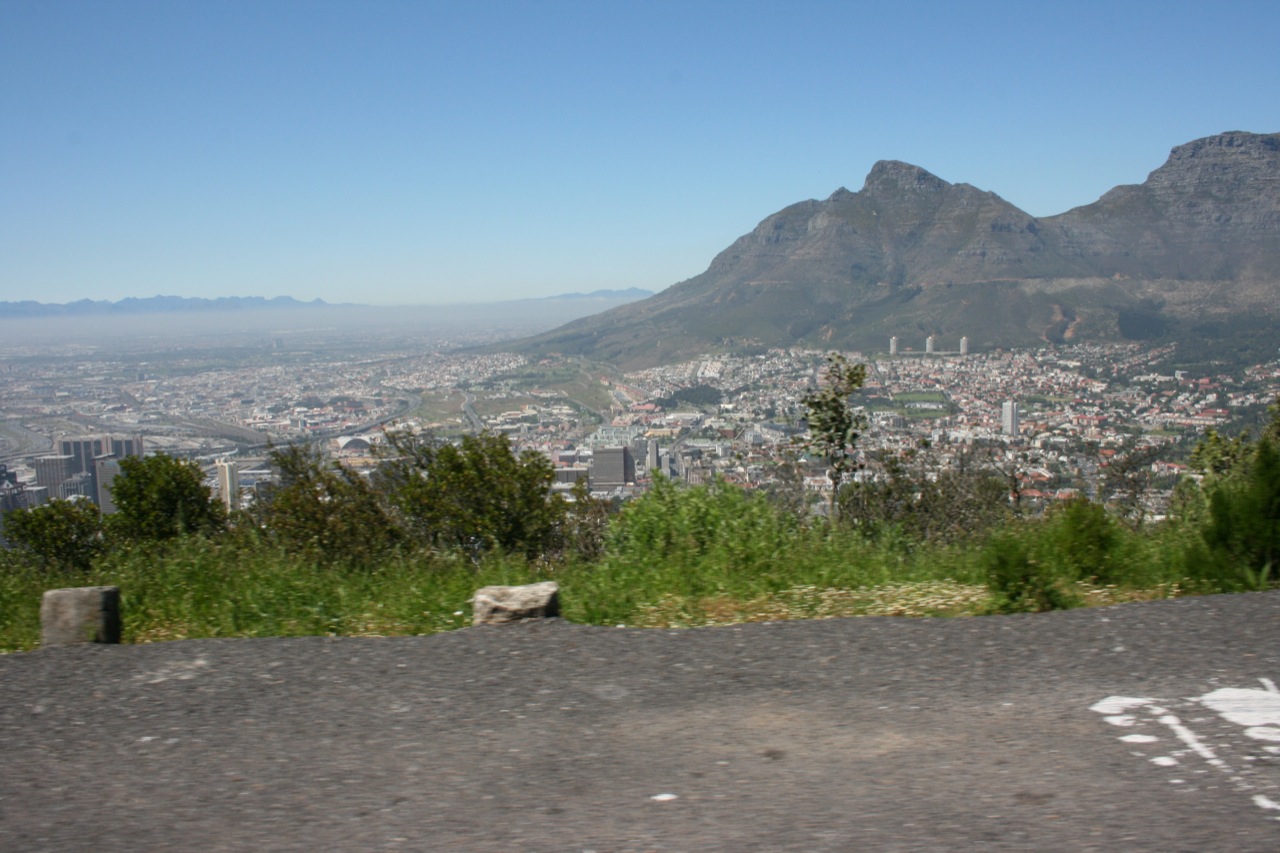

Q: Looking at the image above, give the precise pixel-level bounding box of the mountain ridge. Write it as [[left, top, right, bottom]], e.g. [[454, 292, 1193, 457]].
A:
[[0, 289, 654, 319], [505, 131, 1280, 368]]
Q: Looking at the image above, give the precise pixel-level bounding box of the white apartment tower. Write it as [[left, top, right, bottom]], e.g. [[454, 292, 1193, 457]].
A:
[[216, 460, 241, 512], [889, 336, 899, 356], [1001, 400, 1020, 437], [925, 335, 935, 355]]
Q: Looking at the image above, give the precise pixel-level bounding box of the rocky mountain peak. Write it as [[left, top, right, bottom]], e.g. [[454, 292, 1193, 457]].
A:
[[861, 160, 950, 196], [1137, 130, 1280, 202]]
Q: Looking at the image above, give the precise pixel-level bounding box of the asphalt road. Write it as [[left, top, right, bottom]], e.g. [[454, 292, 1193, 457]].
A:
[[3, 592, 1280, 852]]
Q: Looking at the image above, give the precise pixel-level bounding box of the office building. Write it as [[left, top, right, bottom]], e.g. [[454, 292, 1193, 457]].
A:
[[591, 446, 635, 490], [59, 435, 144, 476]]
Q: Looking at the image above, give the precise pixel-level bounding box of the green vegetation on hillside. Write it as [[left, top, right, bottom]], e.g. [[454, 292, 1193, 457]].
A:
[[2, 398, 1279, 652]]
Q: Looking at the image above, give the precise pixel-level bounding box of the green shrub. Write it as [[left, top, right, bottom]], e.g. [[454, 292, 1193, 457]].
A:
[[1195, 438, 1280, 590], [981, 529, 1080, 614], [1042, 497, 1121, 584]]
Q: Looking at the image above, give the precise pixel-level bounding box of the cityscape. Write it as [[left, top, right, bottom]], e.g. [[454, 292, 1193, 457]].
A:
[[3, 321, 1277, 526]]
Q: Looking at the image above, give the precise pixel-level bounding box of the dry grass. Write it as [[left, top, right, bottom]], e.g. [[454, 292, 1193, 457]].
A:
[[630, 580, 992, 628]]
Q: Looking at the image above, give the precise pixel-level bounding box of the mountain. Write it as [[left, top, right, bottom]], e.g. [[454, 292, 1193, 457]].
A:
[[506, 131, 1280, 368], [0, 295, 334, 317], [545, 288, 654, 300]]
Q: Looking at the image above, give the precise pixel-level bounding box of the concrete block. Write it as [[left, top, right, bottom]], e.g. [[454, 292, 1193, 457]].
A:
[[471, 581, 560, 625], [41, 586, 122, 647]]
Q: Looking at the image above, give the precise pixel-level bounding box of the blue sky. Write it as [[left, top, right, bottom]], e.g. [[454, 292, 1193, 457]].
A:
[[3, 0, 1278, 306]]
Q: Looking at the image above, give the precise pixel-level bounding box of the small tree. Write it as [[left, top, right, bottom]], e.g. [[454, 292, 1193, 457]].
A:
[[255, 443, 401, 566], [378, 431, 564, 559], [3, 498, 105, 572], [108, 453, 225, 542], [796, 353, 867, 520]]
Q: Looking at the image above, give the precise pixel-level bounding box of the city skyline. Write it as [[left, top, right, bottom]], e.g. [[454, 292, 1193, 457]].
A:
[[4, 1, 1278, 307]]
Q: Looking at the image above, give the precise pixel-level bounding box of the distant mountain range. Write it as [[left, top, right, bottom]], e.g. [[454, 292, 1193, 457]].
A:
[[506, 131, 1280, 368], [545, 288, 654, 301], [0, 289, 653, 318], [0, 295, 335, 317]]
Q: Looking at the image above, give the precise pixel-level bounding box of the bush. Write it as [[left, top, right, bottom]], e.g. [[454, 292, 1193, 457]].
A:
[[254, 444, 402, 567], [378, 432, 565, 559], [981, 529, 1080, 614], [1042, 497, 1122, 585], [108, 453, 225, 542], [1196, 438, 1280, 589], [2, 498, 104, 573]]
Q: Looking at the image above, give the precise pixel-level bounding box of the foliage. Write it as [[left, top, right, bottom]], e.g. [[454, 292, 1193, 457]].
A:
[[254, 443, 401, 567], [1189, 428, 1253, 479], [108, 453, 225, 542], [7, 401, 1280, 650], [603, 476, 798, 581], [981, 529, 1080, 614], [840, 451, 1011, 544], [981, 498, 1139, 612], [796, 353, 867, 519], [653, 384, 723, 409], [2, 498, 104, 572], [378, 431, 564, 559], [1198, 437, 1280, 589], [556, 480, 613, 563], [1101, 441, 1162, 528]]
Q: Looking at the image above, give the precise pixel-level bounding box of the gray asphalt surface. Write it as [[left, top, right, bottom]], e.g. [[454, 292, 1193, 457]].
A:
[[3, 592, 1280, 852]]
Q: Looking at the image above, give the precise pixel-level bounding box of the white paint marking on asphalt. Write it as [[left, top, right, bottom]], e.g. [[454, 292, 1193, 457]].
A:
[[1199, 687, 1280, 728], [1157, 713, 1227, 769], [1246, 727, 1280, 742], [1093, 679, 1280, 822], [650, 793, 678, 802]]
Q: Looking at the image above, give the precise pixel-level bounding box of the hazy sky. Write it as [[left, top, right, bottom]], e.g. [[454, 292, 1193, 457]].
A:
[[3, 0, 1278, 306]]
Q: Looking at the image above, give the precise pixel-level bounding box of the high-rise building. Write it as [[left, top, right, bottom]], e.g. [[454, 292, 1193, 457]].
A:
[[60, 438, 100, 476], [96, 458, 122, 513], [889, 336, 899, 356], [216, 460, 241, 513], [34, 455, 73, 491], [59, 435, 144, 476], [1001, 400, 1020, 437], [590, 446, 635, 490], [925, 335, 936, 355], [107, 435, 144, 460], [647, 439, 660, 472], [960, 336, 970, 356]]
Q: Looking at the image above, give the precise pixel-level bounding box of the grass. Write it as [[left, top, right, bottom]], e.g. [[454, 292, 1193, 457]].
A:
[[0, 478, 1258, 653]]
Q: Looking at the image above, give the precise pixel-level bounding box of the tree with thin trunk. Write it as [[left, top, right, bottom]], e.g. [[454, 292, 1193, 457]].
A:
[[796, 353, 867, 522]]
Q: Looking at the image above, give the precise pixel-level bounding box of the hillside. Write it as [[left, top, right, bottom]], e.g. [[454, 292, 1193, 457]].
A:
[[505, 131, 1280, 368]]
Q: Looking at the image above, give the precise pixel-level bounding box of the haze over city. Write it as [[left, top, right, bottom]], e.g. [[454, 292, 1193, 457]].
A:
[[4, 0, 1278, 307]]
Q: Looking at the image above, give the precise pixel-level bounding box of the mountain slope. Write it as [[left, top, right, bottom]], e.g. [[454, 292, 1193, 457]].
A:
[[507, 131, 1280, 369]]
